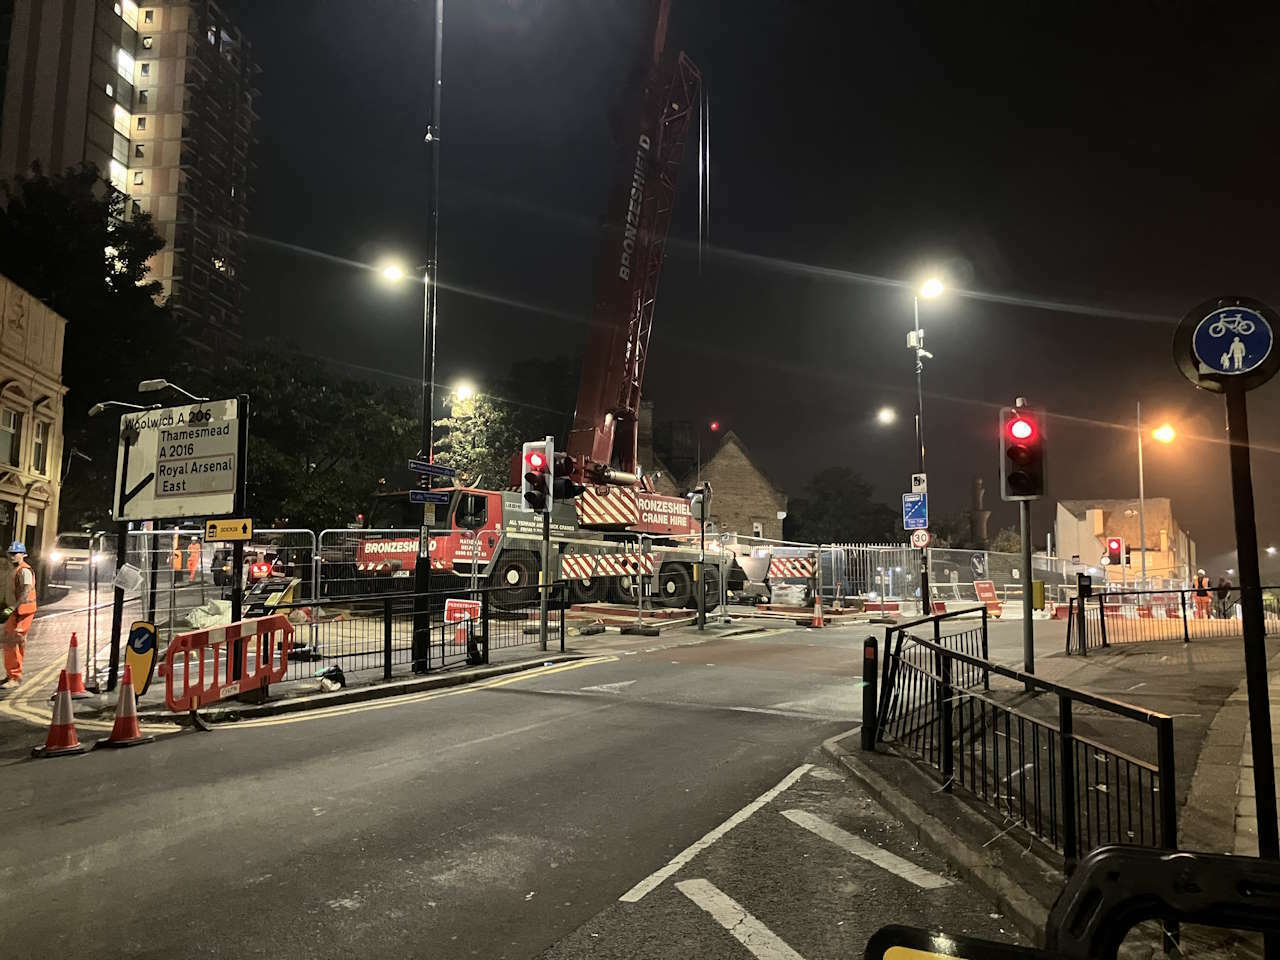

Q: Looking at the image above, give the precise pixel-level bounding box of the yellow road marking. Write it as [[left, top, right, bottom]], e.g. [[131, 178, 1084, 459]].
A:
[[227, 656, 618, 730]]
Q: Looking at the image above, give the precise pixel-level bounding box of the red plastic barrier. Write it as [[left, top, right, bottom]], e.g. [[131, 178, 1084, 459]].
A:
[[158, 615, 294, 713]]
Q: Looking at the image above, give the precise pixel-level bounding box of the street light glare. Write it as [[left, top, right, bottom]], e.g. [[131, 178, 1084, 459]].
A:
[[1152, 423, 1176, 444], [919, 277, 944, 299], [876, 406, 897, 425], [1268, 546, 1278, 557], [454, 380, 476, 402], [380, 261, 406, 283]]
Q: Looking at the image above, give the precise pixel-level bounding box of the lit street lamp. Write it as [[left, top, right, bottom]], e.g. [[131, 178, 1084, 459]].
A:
[[908, 276, 943, 612], [697, 419, 721, 486], [1268, 546, 1278, 557], [453, 379, 476, 403], [876, 406, 897, 426], [1135, 403, 1177, 587]]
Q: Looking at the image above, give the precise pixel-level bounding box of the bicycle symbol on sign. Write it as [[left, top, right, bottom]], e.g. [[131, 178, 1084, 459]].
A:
[[1208, 312, 1256, 338]]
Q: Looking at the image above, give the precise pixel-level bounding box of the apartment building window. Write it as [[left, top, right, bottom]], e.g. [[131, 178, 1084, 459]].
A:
[[140, 63, 151, 77], [1, 408, 21, 468], [106, 82, 114, 98], [752, 521, 764, 537], [144, 9, 153, 23], [32, 421, 49, 475], [135, 144, 145, 158], [137, 89, 148, 106], [136, 117, 147, 131], [142, 36, 154, 50], [133, 171, 144, 186]]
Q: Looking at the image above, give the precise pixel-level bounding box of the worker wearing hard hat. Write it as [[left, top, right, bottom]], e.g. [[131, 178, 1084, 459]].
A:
[[1, 541, 36, 686]]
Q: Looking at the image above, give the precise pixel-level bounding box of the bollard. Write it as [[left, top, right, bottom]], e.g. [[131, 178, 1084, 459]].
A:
[[861, 636, 878, 751]]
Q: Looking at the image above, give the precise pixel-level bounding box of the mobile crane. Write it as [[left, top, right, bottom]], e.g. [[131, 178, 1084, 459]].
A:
[[354, 0, 718, 608]]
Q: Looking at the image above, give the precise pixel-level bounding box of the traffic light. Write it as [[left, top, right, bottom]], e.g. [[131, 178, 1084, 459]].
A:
[[999, 405, 1046, 501], [1105, 537, 1124, 567], [521, 439, 551, 513], [551, 452, 585, 503]]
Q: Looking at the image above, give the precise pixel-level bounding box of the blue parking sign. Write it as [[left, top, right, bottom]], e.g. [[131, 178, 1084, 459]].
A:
[[902, 492, 928, 530]]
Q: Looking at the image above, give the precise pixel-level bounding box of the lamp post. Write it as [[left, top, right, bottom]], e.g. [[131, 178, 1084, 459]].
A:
[[909, 277, 943, 614], [696, 420, 720, 486], [1136, 404, 1176, 588]]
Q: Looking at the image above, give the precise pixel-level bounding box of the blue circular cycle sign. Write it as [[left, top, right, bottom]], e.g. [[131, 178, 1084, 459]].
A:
[[1192, 306, 1272, 376], [1174, 296, 1280, 394]]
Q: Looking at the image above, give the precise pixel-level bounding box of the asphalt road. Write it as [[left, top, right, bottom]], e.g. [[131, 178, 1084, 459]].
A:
[[0, 623, 1019, 959]]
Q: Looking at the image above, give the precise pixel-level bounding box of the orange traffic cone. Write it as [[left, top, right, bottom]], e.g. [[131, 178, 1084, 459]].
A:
[[809, 596, 825, 628], [32, 670, 87, 758], [95, 665, 155, 749], [60, 632, 91, 699]]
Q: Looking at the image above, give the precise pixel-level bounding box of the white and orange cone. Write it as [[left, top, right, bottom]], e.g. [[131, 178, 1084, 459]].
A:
[[32, 670, 87, 758], [95, 664, 155, 749], [60, 632, 91, 699], [809, 595, 825, 629]]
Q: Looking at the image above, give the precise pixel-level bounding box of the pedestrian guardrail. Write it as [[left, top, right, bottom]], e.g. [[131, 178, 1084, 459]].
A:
[[1065, 586, 1280, 653], [866, 607, 1177, 870], [270, 581, 568, 683]]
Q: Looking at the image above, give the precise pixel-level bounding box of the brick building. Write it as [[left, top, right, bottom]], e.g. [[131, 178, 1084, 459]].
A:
[[1055, 498, 1196, 587], [637, 403, 787, 540]]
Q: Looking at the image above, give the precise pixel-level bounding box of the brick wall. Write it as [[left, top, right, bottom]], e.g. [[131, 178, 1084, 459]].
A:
[[698, 432, 786, 540]]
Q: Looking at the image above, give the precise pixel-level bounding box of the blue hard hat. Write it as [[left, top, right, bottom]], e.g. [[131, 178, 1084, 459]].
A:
[[7, 540, 26, 555]]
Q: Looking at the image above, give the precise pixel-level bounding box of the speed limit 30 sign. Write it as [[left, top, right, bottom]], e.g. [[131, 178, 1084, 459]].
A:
[[910, 529, 931, 549]]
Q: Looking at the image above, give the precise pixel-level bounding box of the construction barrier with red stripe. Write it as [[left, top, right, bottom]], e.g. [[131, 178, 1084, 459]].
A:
[[158, 615, 294, 713], [560, 552, 656, 580], [768, 556, 816, 579]]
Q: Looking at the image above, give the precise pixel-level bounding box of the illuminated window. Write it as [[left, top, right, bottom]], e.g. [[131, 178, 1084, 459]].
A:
[[121, 0, 139, 28], [144, 9, 153, 23], [112, 104, 130, 136], [116, 49, 135, 80], [142, 36, 154, 50], [114, 2, 121, 15], [133, 172, 144, 186], [136, 116, 146, 130], [140, 63, 150, 77], [109, 160, 128, 190], [106, 82, 114, 98]]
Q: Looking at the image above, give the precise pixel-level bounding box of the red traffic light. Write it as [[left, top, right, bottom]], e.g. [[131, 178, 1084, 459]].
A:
[[1008, 416, 1035, 441], [525, 450, 546, 471], [1108, 538, 1121, 551], [709, 420, 720, 432]]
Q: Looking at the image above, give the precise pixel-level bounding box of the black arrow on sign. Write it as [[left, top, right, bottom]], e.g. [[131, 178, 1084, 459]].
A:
[[241, 523, 249, 535]]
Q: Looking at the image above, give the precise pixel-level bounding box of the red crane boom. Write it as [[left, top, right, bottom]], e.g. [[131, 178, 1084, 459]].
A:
[[564, 0, 702, 485]]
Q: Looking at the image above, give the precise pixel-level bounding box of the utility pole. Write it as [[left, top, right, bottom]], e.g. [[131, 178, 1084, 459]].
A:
[[412, 0, 444, 672], [1136, 400, 1148, 589], [912, 295, 932, 615]]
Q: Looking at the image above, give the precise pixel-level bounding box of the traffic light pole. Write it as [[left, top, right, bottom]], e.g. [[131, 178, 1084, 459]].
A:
[[540, 510, 550, 652], [1020, 499, 1034, 687]]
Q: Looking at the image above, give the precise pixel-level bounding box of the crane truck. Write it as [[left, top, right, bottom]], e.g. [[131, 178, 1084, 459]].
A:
[[354, 0, 722, 609]]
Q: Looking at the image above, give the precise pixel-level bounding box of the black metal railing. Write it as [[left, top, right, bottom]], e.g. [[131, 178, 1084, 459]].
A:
[[271, 582, 568, 683], [1065, 587, 1280, 653], [869, 608, 1176, 870]]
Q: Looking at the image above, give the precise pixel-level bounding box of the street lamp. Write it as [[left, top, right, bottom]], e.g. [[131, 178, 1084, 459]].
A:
[[137, 379, 209, 402], [909, 276, 943, 612], [876, 406, 897, 426], [697, 419, 721, 486], [1135, 404, 1177, 588], [1268, 546, 1277, 557], [453, 379, 476, 403]]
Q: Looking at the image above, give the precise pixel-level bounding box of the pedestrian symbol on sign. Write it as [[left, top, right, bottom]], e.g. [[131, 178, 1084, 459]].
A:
[[1192, 307, 1272, 377]]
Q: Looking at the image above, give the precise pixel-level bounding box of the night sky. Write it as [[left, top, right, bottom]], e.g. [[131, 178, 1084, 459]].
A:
[[236, 1, 1280, 565]]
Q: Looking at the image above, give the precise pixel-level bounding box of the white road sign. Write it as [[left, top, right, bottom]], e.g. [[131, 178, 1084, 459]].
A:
[[113, 398, 241, 521], [910, 528, 930, 549], [911, 473, 927, 494]]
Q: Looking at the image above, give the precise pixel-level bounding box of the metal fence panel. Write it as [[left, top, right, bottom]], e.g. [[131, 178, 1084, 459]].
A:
[[1067, 587, 1280, 652], [824, 543, 915, 601], [317, 528, 420, 599]]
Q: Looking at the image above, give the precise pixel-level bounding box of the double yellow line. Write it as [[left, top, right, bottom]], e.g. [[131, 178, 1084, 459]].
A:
[[228, 656, 617, 729], [0, 653, 614, 735]]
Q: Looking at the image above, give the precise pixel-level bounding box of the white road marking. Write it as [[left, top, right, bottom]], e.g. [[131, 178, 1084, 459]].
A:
[[580, 680, 637, 694], [548, 688, 852, 722], [618, 764, 813, 902], [779, 809, 951, 889], [676, 879, 806, 960]]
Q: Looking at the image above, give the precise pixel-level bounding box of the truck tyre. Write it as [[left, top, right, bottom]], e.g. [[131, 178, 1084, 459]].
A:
[[702, 565, 721, 612], [569, 577, 607, 605], [493, 551, 538, 604], [607, 575, 636, 604], [656, 564, 693, 609]]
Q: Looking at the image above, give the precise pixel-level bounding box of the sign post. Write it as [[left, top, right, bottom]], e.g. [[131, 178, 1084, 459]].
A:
[[407, 458, 456, 673], [540, 436, 553, 652], [902, 490, 929, 614], [1174, 297, 1280, 902]]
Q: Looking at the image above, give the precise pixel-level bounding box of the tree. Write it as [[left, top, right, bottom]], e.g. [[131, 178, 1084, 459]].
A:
[[989, 525, 1021, 553], [433, 395, 520, 488], [0, 163, 172, 527], [783, 467, 898, 544]]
